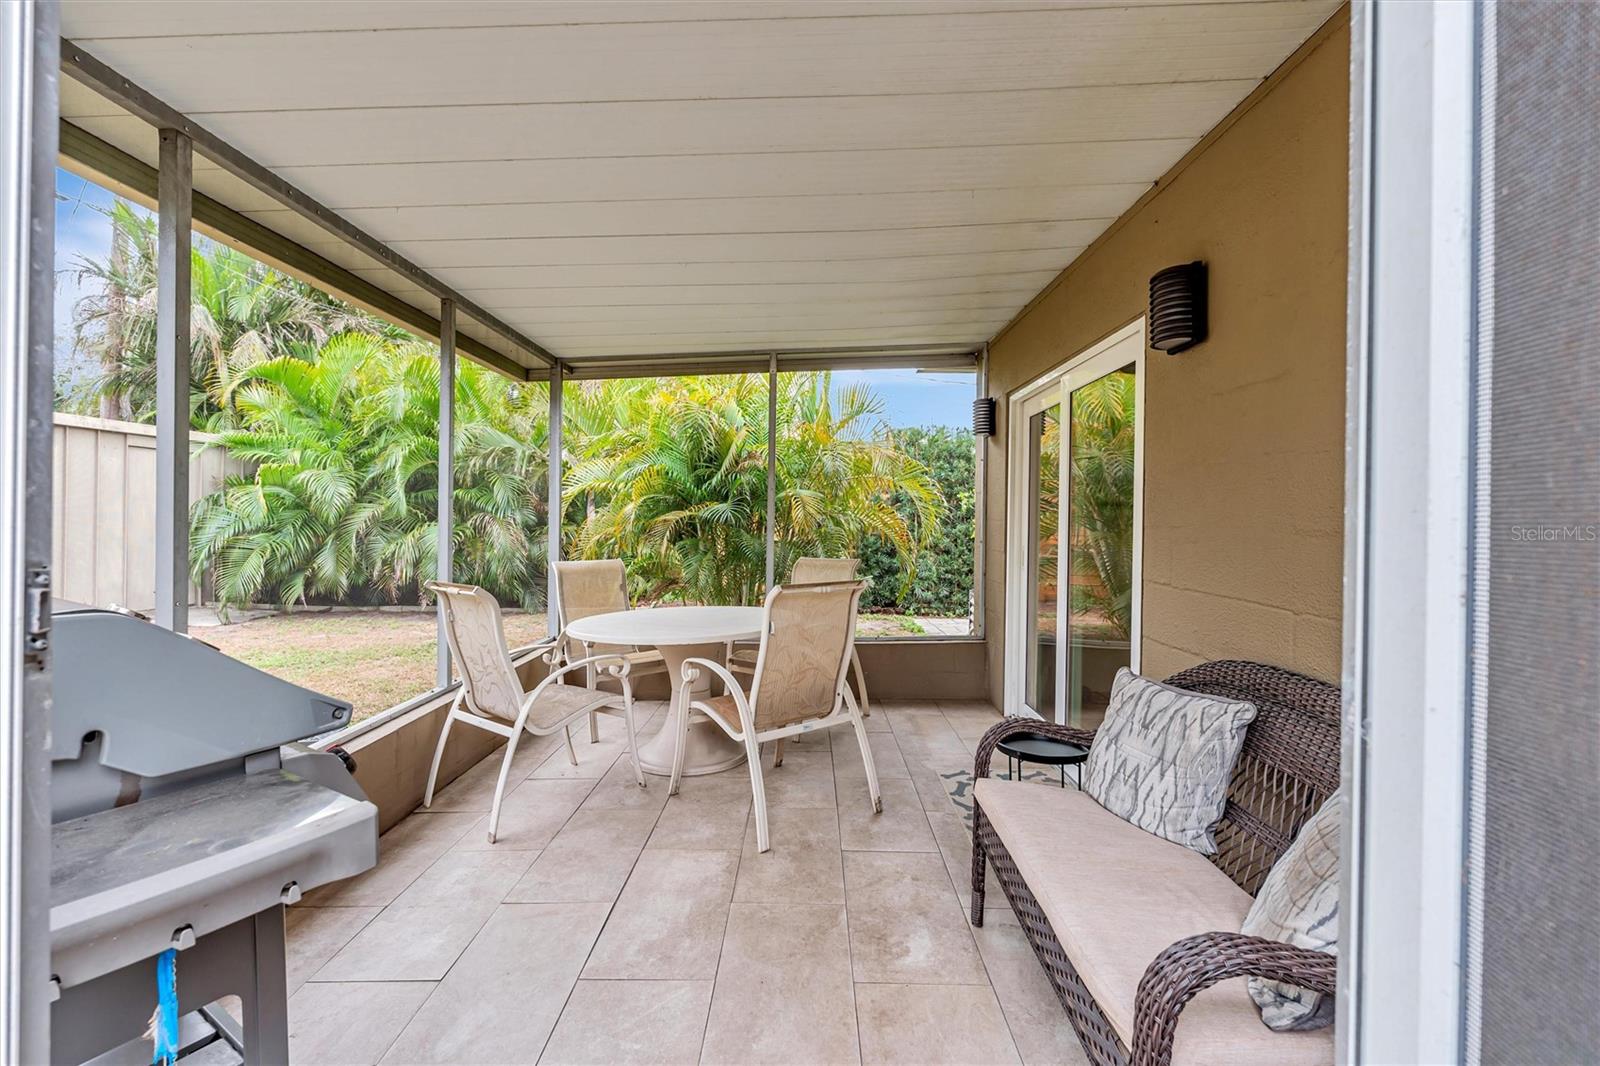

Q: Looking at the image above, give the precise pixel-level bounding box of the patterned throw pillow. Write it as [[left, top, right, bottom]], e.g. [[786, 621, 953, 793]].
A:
[[1241, 789, 1343, 1030], [1083, 668, 1257, 854]]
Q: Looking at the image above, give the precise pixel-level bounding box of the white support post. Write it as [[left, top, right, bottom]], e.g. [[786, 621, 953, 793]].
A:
[[972, 343, 988, 638], [1341, 2, 1476, 1062], [154, 128, 191, 633], [765, 352, 777, 592], [435, 299, 455, 689], [546, 363, 563, 636]]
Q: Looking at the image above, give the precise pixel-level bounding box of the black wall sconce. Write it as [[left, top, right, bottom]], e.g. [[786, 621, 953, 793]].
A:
[[973, 397, 997, 436], [1149, 261, 1207, 354]]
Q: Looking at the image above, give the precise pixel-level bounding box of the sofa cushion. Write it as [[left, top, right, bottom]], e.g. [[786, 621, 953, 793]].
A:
[[975, 778, 1332, 1066], [1241, 788, 1343, 1030], [1084, 668, 1257, 854]]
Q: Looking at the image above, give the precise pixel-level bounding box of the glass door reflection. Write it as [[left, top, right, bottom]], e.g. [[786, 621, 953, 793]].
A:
[[1023, 404, 1061, 720], [1062, 364, 1137, 729]]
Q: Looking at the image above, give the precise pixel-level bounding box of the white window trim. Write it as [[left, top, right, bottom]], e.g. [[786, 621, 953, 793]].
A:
[[1002, 318, 1145, 721]]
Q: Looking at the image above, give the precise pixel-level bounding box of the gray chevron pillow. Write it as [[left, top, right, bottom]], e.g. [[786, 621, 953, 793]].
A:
[[1083, 668, 1257, 854], [1241, 788, 1343, 1030]]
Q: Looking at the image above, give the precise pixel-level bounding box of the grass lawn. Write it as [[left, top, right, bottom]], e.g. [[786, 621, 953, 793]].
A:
[[200, 608, 962, 724], [859, 613, 925, 636], [200, 610, 548, 723]]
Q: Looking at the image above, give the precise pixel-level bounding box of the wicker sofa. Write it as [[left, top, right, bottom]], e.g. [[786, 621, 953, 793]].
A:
[[970, 660, 1340, 1066]]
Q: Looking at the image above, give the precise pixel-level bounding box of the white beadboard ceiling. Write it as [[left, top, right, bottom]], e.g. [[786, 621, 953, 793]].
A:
[[57, 0, 1340, 373]]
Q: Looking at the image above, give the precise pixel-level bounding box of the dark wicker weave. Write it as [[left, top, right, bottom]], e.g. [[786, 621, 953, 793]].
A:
[[970, 660, 1341, 1066]]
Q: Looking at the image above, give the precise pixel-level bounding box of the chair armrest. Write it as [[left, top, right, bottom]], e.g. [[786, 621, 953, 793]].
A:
[[973, 719, 1097, 781], [524, 652, 633, 708], [551, 651, 632, 678], [680, 656, 753, 734], [1131, 932, 1337, 1066]]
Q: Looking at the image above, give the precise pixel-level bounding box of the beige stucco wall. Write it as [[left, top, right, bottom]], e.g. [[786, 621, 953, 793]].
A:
[[983, 13, 1350, 707]]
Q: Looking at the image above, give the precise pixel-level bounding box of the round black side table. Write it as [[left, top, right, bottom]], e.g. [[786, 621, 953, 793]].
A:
[[997, 732, 1089, 789]]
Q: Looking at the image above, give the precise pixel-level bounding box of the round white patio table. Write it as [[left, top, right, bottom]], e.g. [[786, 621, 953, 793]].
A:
[[565, 605, 764, 777]]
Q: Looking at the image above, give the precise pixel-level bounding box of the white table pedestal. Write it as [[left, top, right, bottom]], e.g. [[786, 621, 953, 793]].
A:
[[635, 641, 747, 777]]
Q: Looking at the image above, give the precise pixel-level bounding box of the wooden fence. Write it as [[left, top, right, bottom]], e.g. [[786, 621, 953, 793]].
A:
[[51, 413, 246, 612]]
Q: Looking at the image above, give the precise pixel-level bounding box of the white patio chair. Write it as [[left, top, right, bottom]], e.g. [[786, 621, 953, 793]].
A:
[[731, 556, 872, 766], [552, 559, 669, 743], [670, 579, 879, 853], [424, 580, 645, 844]]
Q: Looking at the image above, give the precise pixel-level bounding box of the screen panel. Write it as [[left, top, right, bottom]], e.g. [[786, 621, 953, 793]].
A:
[[1469, 5, 1600, 1061]]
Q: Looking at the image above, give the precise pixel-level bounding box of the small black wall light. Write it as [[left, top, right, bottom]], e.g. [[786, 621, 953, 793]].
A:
[[973, 397, 997, 436], [1149, 261, 1208, 354]]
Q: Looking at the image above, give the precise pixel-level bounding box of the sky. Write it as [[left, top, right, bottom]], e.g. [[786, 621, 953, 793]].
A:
[[52, 167, 974, 431], [54, 167, 120, 376], [829, 368, 975, 431]]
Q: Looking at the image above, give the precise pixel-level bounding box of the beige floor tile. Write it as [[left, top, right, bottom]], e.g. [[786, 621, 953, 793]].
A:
[[971, 921, 1091, 1065], [903, 753, 971, 813], [862, 705, 894, 733], [451, 778, 596, 852], [289, 981, 434, 1066], [285, 905, 380, 994], [312, 903, 493, 982], [538, 979, 713, 1066], [893, 723, 973, 763], [927, 811, 1001, 918], [701, 903, 859, 1065], [938, 705, 1004, 746], [834, 729, 909, 779], [530, 716, 638, 780], [424, 734, 560, 812], [838, 777, 936, 853], [980, 905, 1024, 929], [733, 807, 844, 905], [582, 849, 739, 980], [647, 792, 751, 851], [382, 902, 610, 1065], [662, 767, 763, 803], [888, 721, 968, 759], [390, 848, 538, 908], [844, 851, 987, 985], [507, 809, 660, 903], [880, 702, 952, 729], [305, 812, 480, 907], [854, 983, 1021, 1065], [577, 757, 670, 813], [762, 748, 840, 808]]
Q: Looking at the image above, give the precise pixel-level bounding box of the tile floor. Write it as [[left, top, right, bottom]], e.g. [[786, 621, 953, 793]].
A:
[[286, 700, 1089, 1065]]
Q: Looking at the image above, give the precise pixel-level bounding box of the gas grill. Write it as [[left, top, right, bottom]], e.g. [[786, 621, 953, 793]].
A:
[[48, 606, 379, 1065]]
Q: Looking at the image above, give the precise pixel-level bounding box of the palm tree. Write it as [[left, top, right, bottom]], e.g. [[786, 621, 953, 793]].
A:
[[190, 334, 397, 609], [191, 335, 555, 612], [449, 370, 552, 610], [1065, 371, 1137, 640], [66, 199, 384, 428], [564, 373, 941, 605], [564, 375, 771, 604]]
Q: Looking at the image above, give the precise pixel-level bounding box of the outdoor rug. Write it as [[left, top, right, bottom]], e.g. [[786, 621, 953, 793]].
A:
[[942, 765, 1081, 833]]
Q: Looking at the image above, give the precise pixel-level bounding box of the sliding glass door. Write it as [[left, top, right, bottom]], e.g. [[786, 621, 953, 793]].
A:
[[1021, 398, 1061, 721], [1007, 322, 1143, 726]]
